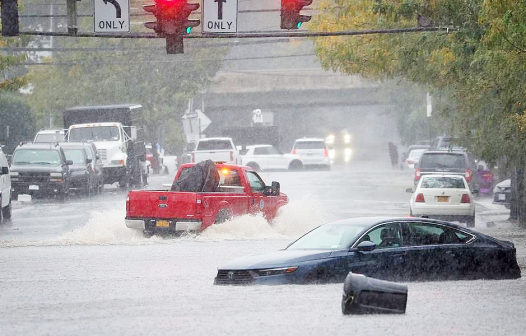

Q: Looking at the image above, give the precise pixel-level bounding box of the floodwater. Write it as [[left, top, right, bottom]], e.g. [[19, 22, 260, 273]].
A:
[[1, 159, 526, 335]]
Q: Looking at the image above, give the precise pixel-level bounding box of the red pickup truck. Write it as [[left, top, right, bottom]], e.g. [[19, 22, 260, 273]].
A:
[[125, 161, 288, 236]]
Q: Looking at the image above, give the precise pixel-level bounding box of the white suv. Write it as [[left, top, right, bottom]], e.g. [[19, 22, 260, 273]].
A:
[[0, 147, 12, 221], [291, 138, 331, 170]]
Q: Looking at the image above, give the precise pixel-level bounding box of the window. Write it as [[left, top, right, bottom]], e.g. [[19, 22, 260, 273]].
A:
[[246, 171, 265, 192], [219, 169, 242, 187], [266, 146, 281, 155], [294, 141, 326, 150], [253, 147, 268, 155], [64, 149, 86, 165], [69, 126, 120, 142], [359, 223, 403, 249], [13, 149, 61, 166], [420, 176, 467, 189], [405, 222, 473, 246], [196, 140, 233, 151], [419, 153, 467, 169]]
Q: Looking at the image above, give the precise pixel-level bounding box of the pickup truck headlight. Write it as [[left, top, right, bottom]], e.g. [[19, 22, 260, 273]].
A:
[[254, 267, 298, 276]]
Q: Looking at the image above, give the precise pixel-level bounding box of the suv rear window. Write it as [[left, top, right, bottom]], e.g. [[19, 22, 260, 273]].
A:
[[419, 153, 466, 169], [196, 140, 233, 151], [294, 141, 326, 150]]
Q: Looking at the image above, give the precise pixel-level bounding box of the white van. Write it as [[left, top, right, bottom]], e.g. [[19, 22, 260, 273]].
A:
[[0, 147, 12, 221]]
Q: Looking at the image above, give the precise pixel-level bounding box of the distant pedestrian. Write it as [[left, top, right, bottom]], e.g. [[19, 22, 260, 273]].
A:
[[388, 142, 398, 169]]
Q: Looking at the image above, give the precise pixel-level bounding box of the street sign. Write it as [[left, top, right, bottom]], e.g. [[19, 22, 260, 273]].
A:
[[93, 0, 130, 33], [202, 0, 238, 33]]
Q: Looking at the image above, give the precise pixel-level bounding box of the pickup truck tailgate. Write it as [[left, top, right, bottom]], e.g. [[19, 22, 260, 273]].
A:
[[127, 190, 197, 219]]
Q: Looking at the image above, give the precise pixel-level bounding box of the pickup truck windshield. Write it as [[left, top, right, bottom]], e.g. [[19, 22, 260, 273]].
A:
[[69, 126, 120, 142], [13, 149, 61, 166]]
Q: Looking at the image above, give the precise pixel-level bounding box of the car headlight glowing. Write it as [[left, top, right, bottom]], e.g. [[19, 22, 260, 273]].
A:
[[255, 267, 298, 276]]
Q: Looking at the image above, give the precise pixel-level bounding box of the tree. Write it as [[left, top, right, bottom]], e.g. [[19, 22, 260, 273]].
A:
[[310, 0, 526, 226]]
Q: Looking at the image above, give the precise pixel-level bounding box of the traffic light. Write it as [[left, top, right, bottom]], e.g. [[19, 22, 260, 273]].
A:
[[281, 0, 312, 30], [1, 0, 20, 37], [143, 0, 200, 54]]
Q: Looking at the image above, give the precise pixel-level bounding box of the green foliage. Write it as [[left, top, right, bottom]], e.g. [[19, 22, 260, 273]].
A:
[[0, 92, 34, 153], [25, 4, 227, 152]]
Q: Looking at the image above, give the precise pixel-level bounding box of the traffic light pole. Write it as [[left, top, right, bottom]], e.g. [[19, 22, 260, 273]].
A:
[[166, 34, 184, 54]]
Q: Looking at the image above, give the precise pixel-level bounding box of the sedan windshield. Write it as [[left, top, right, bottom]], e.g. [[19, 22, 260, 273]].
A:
[[69, 126, 120, 142], [287, 223, 367, 250]]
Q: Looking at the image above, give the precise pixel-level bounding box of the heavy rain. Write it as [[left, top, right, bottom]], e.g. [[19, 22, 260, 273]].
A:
[[1, 1, 526, 335]]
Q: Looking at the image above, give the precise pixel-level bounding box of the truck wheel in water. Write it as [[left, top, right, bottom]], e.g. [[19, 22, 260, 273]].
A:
[[215, 209, 231, 224]]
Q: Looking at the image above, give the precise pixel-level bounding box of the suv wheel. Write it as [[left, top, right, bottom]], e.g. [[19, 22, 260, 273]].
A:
[[1, 201, 11, 220]]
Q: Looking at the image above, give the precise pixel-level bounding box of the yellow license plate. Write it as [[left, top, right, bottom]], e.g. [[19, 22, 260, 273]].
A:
[[436, 196, 449, 202], [156, 220, 170, 228]]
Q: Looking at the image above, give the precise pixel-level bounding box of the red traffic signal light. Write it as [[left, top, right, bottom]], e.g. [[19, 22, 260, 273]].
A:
[[143, 0, 200, 54], [281, 0, 312, 30]]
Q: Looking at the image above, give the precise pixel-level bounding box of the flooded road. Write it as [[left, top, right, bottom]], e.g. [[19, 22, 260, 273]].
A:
[[1, 158, 525, 335]]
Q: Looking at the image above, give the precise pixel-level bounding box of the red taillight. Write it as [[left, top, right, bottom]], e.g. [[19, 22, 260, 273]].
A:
[[292, 149, 296, 155], [483, 173, 492, 181], [465, 169, 472, 182], [324, 148, 328, 157], [415, 168, 422, 180], [415, 193, 425, 202], [461, 194, 471, 203], [407, 160, 415, 164]]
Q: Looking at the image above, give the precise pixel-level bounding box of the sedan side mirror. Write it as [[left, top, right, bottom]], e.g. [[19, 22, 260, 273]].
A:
[[1, 166, 8, 175], [271, 181, 280, 196], [65, 160, 73, 166], [472, 189, 480, 194], [405, 188, 413, 193], [356, 241, 376, 252], [86, 158, 93, 164], [96, 154, 101, 160]]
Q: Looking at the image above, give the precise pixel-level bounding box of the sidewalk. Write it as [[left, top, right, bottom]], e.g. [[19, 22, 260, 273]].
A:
[[476, 195, 526, 271]]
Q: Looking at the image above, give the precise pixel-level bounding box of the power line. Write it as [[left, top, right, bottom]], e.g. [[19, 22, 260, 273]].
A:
[[9, 26, 454, 39], [19, 53, 316, 66]]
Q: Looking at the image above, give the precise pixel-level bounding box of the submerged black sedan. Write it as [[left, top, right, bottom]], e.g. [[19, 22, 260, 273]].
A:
[[214, 217, 521, 285]]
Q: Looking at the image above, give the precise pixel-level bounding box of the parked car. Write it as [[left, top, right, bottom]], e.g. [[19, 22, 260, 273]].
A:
[[493, 179, 511, 209], [429, 136, 462, 150], [241, 144, 303, 171], [414, 150, 479, 191], [192, 137, 241, 164], [291, 138, 330, 170], [214, 216, 520, 285], [400, 144, 430, 164], [33, 129, 66, 143], [9, 143, 73, 200], [60, 142, 104, 194], [407, 174, 476, 227], [0, 147, 12, 221], [405, 148, 427, 169]]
